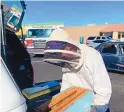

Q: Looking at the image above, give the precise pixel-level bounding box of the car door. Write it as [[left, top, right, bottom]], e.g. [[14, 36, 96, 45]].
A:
[[117, 44, 124, 71], [100, 43, 119, 70], [0, 57, 27, 112]]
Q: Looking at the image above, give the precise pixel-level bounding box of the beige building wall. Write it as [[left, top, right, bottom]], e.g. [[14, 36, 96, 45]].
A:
[[112, 32, 118, 40], [64, 25, 108, 43], [16, 24, 124, 43]]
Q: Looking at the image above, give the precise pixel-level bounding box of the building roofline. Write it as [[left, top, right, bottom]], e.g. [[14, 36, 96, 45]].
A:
[[23, 22, 64, 26], [65, 23, 124, 28]]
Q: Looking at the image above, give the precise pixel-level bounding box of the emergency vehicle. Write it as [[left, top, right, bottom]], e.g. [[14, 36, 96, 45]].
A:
[[4, 5, 22, 32], [23, 23, 64, 55]]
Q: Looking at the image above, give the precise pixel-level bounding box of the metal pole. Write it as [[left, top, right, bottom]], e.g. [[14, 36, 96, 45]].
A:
[[21, 26, 25, 44], [0, 4, 7, 62]]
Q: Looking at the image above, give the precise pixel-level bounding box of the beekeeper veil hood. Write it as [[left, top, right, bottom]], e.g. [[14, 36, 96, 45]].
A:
[[43, 28, 81, 69]]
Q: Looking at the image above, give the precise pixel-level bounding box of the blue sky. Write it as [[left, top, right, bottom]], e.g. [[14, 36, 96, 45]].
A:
[[3, 1, 124, 26]]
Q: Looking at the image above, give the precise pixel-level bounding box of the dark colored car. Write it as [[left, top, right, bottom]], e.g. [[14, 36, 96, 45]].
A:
[[95, 41, 124, 72]]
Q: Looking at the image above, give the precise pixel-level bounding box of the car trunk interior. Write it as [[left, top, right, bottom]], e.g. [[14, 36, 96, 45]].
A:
[[1, 29, 33, 90]]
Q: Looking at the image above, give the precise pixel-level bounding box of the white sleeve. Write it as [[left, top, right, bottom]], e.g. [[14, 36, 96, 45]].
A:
[[60, 73, 71, 92], [92, 51, 112, 105]]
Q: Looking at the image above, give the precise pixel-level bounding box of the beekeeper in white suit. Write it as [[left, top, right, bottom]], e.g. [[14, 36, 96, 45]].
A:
[[43, 28, 112, 112]]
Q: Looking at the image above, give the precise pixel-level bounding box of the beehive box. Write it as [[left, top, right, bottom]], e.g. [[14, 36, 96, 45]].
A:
[[22, 81, 61, 112], [22, 81, 60, 99], [49, 86, 93, 112]]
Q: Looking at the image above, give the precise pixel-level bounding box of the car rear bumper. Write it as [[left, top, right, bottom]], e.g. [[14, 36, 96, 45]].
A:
[[27, 48, 45, 54]]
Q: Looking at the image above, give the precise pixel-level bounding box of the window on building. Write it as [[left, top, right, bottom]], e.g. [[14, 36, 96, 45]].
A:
[[123, 32, 124, 38], [102, 44, 117, 54], [118, 32, 124, 39], [101, 32, 113, 39]]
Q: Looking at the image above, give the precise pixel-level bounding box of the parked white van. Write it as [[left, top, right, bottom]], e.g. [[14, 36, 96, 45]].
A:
[[0, 57, 27, 112]]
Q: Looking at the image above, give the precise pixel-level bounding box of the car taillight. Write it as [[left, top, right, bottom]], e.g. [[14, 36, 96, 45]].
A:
[[25, 39, 34, 47]]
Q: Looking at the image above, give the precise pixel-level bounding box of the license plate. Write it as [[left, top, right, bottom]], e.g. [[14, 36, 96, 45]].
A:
[[34, 44, 46, 48], [27, 48, 44, 53]]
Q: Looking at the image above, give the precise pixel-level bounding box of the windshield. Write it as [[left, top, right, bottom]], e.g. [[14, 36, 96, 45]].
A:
[[87, 36, 96, 40], [107, 37, 112, 39], [2, 1, 26, 32], [9, 15, 19, 26], [27, 29, 54, 38]]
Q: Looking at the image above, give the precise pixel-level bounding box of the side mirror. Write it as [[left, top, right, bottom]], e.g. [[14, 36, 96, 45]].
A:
[[80, 36, 84, 44]]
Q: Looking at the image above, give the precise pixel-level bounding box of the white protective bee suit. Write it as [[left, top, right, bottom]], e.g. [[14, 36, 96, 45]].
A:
[[43, 29, 112, 112]]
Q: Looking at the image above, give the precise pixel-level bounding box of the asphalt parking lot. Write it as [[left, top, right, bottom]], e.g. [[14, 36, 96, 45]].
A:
[[31, 56, 124, 112]]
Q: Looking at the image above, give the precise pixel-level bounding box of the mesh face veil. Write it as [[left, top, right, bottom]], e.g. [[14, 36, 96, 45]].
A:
[[43, 40, 81, 68]]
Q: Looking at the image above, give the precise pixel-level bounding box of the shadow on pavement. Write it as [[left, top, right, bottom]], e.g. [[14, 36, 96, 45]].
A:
[[108, 70, 124, 75], [34, 54, 44, 57], [30, 54, 44, 58]]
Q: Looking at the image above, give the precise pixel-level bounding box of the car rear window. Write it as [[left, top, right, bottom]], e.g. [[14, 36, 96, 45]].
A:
[[102, 44, 117, 54], [96, 36, 101, 39], [102, 37, 105, 39], [87, 36, 96, 40]]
